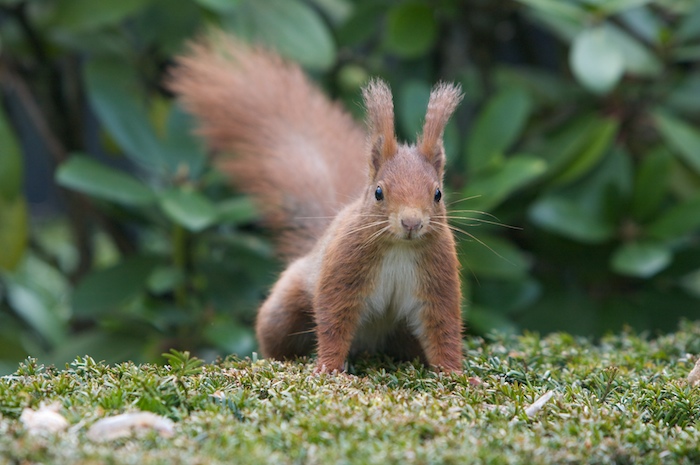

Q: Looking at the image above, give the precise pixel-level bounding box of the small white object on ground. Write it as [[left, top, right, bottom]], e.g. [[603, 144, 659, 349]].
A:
[[86, 411, 175, 442], [524, 390, 555, 418], [688, 357, 700, 387], [20, 403, 69, 434]]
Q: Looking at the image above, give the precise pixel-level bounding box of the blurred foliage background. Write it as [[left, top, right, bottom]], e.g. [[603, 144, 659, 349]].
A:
[[1, 0, 700, 373]]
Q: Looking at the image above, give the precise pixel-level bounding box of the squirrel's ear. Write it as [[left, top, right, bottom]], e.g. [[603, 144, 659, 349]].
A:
[[363, 79, 397, 178], [419, 82, 463, 174]]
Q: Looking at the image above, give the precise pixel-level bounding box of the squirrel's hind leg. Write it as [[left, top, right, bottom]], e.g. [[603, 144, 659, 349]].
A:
[[255, 264, 316, 360]]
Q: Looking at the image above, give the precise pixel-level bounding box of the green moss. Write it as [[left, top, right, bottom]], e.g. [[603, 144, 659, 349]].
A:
[[2, 322, 700, 464]]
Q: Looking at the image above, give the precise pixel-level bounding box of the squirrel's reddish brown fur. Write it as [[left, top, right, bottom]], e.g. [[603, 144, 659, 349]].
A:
[[170, 34, 464, 372]]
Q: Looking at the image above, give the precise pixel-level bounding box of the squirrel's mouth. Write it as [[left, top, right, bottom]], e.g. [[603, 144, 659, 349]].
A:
[[403, 230, 420, 241], [395, 226, 428, 241], [389, 213, 429, 241]]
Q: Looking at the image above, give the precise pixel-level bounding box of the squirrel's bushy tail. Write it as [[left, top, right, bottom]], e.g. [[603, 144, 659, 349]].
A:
[[169, 34, 367, 260]]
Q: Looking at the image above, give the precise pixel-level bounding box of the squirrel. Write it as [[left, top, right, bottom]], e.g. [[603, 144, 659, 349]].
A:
[[170, 34, 464, 373]]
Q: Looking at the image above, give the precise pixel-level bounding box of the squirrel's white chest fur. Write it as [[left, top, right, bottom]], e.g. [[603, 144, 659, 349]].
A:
[[352, 245, 424, 353]]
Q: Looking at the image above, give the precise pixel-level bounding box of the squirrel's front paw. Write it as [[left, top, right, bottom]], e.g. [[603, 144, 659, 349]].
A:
[[313, 361, 345, 375]]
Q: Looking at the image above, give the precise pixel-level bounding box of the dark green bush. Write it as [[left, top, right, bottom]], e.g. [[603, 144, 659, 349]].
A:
[[1, 0, 700, 372]]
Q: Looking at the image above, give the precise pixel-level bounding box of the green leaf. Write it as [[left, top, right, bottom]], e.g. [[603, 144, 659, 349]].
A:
[[56, 155, 155, 207], [664, 74, 700, 116], [529, 195, 616, 243], [576, 145, 634, 210], [398, 81, 431, 137], [668, 158, 700, 200], [2, 255, 70, 345], [473, 278, 541, 315], [467, 305, 519, 335], [159, 188, 219, 232], [462, 155, 547, 212], [537, 115, 597, 174], [5, 281, 65, 346], [523, 8, 582, 43], [84, 57, 166, 173], [203, 318, 256, 355], [652, 110, 700, 175], [217, 197, 259, 225], [443, 121, 460, 164], [465, 87, 533, 173], [677, 5, 700, 43], [337, 3, 383, 46], [459, 235, 530, 280], [631, 148, 672, 221], [0, 196, 28, 271], [50, 0, 149, 32], [162, 349, 203, 376], [494, 67, 575, 106], [194, 0, 242, 13], [541, 146, 632, 233], [73, 255, 161, 317], [611, 241, 672, 278], [605, 23, 661, 76], [307, 0, 353, 25], [516, 0, 586, 23], [225, 0, 336, 71], [384, 2, 437, 59], [598, 0, 652, 14], [163, 104, 207, 179], [674, 45, 700, 62], [0, 109, 22, 199], [46, 28, 132, 56], [147, 267, 185, 295], [646, 195, 700, 240], [619, 7, 662, 45], [131, 0, 201, 55], [337, 64, 370, 94], [681, 268, 700, 299], [551, 117, 618, 186], [570, 25, 624, 94]]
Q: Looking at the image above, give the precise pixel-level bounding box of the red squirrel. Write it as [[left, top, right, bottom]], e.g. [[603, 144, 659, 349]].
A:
[[170, 35, 464, 373]]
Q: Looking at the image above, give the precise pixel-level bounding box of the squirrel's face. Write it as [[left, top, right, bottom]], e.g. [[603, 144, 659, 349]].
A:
[[367, 146, 446, 241]]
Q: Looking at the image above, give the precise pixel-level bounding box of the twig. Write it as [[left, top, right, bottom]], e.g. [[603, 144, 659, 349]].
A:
[[0, 67, 68, 164]]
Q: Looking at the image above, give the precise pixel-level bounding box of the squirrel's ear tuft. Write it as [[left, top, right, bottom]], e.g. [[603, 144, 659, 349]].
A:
[[363, 79, 398, 177], [419, 82, 463, 174]]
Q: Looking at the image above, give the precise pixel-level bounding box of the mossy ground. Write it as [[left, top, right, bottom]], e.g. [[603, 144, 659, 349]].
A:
[[2, 322, 700, 464]]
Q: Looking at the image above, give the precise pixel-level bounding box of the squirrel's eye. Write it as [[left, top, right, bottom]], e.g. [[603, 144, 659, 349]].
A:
[[434, 188, 442, 203], [375, 186, 384, 201]]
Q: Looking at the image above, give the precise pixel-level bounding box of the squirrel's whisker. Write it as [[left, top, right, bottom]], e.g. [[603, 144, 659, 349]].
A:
[[287, 328, 316, 337], [446, 225, 514, 265], [436, 215, 521, 230], [446, 209, 502, 221], [445, 195, 482, 207], [336, 221, 389, 240]]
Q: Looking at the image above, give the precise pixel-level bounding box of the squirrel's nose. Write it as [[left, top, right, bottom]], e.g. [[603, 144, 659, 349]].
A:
[[401, 216, 423, 232]]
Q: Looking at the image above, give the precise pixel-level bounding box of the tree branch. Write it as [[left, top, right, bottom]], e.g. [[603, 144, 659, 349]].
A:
[[0, 67, 68, 164]]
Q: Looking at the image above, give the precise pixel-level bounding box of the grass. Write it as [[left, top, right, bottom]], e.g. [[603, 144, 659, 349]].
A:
[[2, 322, 700, 464]]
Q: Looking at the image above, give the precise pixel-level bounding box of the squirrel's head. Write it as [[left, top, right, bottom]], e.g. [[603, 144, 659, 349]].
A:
[[362, 79, 463, 241]]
